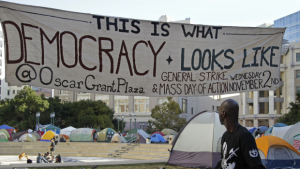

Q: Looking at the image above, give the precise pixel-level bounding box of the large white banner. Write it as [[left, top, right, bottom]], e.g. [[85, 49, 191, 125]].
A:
[[0, 2, 285, 96]]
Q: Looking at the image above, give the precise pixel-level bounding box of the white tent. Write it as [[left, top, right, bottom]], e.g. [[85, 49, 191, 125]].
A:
[[60, 126, 76, 136], [271, 125, 292, 139], [283, 122, 300, 146], [168, 111, 226, 168]]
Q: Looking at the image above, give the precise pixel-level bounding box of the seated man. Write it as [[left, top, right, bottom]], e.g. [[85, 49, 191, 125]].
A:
[[36, 153, 48, 163], [44, 152, 51, 162]]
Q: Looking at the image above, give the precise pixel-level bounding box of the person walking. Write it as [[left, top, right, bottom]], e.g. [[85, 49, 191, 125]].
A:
[[49, 138, 55, 162], [214, 99, 265, 169]]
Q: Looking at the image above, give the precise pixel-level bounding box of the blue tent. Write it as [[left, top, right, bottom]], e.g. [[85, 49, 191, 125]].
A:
[[259, 126, 269, 133], [0, 125, 14, 130], [150, 133, 166, 143], [273, 123, 287, 127], [248, 127, 256, 134]]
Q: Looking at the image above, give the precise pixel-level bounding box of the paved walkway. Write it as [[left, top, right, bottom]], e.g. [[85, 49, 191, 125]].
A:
[[0, 156, 167, 169]]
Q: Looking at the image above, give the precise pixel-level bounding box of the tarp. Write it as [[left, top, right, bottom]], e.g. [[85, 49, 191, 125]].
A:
[[41, 130, 55, 141], [97, 128, 116, 142], [256, 136, 300, 169], [0, 132, 8, 142], [137, 129, 150, 144], [283, 121, 300, 146], [70, 128, 97, 142], [60, 126, 76, 136], [151, 133, 166, 143], [161, 128, 178, 137], [41, 124, 61, 134], [124, 129, 149, 143], [0, 1, 285, 97], [19, 133, 37, 142], [111, 134, 127, 143], [151, 131, 165, 137], [12, 130, 28, 140], [0, 125, 14, 130], [168, 111, 226, 168]]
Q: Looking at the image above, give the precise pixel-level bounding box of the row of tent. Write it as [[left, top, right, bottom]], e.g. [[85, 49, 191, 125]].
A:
[[166, 111, 300, 169], [248, 122, 300, 151]]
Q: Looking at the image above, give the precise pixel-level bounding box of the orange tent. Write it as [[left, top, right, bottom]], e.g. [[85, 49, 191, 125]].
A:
[[256, 135, 300, 158]]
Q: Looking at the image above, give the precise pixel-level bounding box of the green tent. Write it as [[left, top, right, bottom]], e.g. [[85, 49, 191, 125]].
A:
[[97, 128, 116, 142], [70, 128, 97, 142], [19, 133, 37, 142], [41, 124, 61, 134], [0, 132, 8, 142], [0, 129, 11, 140], [161, 128, 178, 137]]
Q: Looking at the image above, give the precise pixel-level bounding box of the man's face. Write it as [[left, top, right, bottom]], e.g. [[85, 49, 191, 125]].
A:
[[219, 106, 224, 125]]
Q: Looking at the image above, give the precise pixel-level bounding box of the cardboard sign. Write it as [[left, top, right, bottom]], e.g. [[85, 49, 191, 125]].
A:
[[0, 2, 285, 96]]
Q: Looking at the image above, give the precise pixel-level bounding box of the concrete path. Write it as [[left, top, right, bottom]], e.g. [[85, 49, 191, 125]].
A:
[[0, 155, 167, 169]]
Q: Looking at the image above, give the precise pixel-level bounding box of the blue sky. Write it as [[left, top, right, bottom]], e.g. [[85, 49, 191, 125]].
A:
[[2, 0, 300, 27]]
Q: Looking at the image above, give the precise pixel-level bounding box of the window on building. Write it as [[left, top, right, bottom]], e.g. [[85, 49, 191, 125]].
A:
[[58, 90, 69, 95], [296, 53, 300, 62], [0, 41, 2, 48], [114, 95, 129, 113], [297, 87, 300, 93], [0, 50, 2, 57], [259, 91, 269, 97], [17, 90, 20, 94], [182, 98, 187, 113], [212, 105, 214, 110], [158, 98, 168, 105], [280, 56, 284, 64], [0, 87, 1, 94], [297, 70, 300, 79], [0, 69, 1, 75], [95, 94, 109, 106], [0, 59, 2, 66], [13, 90, 15, 94], [134, 96, 149, 113], [7, 90, 10, 95], [217, 106, 220, 112], [191, 107, 193, 114]]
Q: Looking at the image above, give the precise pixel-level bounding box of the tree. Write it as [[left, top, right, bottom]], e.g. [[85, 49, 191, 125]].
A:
[[0, 86, 49, 130], [151, 97, 187, 132], [277, 92, 300, 125]]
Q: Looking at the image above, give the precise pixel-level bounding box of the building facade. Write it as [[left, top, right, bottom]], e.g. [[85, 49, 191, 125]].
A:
[[238, 43, 300, 128], [274, 10, 300, 43]]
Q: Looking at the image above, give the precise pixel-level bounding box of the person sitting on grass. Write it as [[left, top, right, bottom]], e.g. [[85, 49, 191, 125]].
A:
[[55, 154, 62, 163], [44, 152, 50, 162], [36, 153, 48, 163]]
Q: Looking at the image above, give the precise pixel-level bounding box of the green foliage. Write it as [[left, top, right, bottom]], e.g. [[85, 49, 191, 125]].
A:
[[0, 87, 117, 130], [151, 97, 187, 132], [0, 86, 49, 130], [277, 92, 300, 125]]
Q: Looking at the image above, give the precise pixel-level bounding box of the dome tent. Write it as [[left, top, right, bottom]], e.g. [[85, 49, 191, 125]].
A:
[[0, 132, 8, 142], [0, 129, 12, 141], [70, 128, 97, 142], [256, 136, 300, 169], [111, 134, 127, 143], [19, 133, 37, 142], [151, 131, 165, 137], [151, 133, 166, 143], [97, 128, 116, 142], [60, 126, 76, 136], [41, 130, 56, 142], [283, 121, 300, 147], [167, 111, 226, 168], [161, 128, 177, 137]]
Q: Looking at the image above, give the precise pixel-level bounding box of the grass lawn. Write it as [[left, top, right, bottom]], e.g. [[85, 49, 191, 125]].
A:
[[29, 163, 202, 169]]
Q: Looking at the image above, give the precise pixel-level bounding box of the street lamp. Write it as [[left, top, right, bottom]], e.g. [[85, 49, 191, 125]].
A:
[[130, 114, 132, 130], [117, 115, 120, 132], [143, 122, 145, 130], [134, 115, 137, 129], [122, 115, 124, 133]]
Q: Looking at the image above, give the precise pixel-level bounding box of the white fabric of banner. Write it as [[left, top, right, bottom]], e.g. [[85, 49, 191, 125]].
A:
[[0, 1, 285, 96]]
